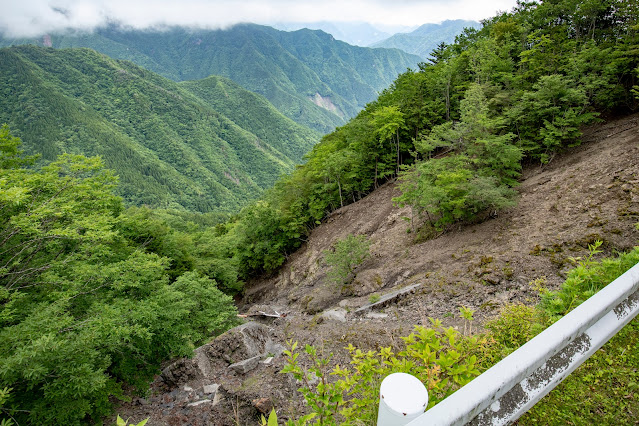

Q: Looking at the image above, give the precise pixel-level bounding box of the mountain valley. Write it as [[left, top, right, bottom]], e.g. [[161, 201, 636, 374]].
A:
[[1, 24, 422, 133], [0, 45, 318, 212], [1, 2, 638, 424]]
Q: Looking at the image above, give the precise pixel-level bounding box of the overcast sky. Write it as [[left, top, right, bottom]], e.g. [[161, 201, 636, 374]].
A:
[[1, 0, 520, 38]]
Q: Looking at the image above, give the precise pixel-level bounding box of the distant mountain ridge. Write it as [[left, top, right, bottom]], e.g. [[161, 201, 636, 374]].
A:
[[1, 24, 422, 133], [272, 21, 408, 46], [0, 45, 319, 212], [372, 19, 481, 59]]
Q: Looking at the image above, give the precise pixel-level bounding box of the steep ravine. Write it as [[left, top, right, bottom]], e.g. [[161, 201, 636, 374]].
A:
[[115, 114, 639, 425]]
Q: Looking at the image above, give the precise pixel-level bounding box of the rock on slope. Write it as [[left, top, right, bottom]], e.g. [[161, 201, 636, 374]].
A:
[[114, 114, 639, 425]]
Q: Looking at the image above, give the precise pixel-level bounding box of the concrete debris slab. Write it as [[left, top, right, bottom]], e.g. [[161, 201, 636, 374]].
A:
[[261, 357, 274, 365], [353, 283, 421, 316], [212, 390, 223, 407], [366, 312, 388, 319], [228, 355, 261, 374], [202, 384, 219, 395], [187, 400, 211, 407]]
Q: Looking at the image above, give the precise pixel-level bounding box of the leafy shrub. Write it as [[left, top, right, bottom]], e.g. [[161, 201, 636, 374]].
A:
[[259, 409, 278, 426], [539, 242, 639, 322], [116, 415, 149, 426], [282, 319, 485, 425], [324, 234, 371, 286], [0, 387, 12, 426], [483, 304, 546, 363], [368, 293, 381, 304]]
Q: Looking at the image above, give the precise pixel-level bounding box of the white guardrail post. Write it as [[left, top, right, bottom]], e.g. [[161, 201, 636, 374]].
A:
[[376, 261, 639, 426], [377, 373, 429, 426]]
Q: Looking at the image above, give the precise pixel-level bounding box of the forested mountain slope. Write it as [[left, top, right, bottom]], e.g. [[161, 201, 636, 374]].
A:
[[179, 76, 317, 163], [0, 24, 422, 133], [0, 45, 318, 212], [372, 19, 481, 59]]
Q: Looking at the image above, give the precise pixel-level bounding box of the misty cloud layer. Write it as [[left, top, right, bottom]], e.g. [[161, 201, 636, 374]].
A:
[[1, 0, 518, 38]]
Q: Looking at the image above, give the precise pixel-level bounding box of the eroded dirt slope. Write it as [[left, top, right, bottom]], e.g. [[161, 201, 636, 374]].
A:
[[116, 114, 639, 425], [245, 114, 639, 322]]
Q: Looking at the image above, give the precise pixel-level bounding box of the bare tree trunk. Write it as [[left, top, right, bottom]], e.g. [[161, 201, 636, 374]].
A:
[[396, 130, 400, 175], [445, 79, 451, 121], [411, 206, 416, 233]]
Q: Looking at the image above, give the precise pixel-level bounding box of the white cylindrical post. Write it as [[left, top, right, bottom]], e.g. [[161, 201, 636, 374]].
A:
[[377, 373, 428, 426]]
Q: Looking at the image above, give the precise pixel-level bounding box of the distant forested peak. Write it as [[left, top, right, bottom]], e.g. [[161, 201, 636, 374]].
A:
[[372, 19, 481, 59]]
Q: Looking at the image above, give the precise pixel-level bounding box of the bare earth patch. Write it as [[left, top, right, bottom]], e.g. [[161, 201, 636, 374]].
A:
[[114, 114, 639, 425]]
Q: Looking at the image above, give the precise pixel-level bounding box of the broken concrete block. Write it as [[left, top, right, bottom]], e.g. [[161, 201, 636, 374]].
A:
[[187, 400, 211, 407], [202, 384, 219, 395], [366, 312, 388, 319], [228, 355, 261, 374]]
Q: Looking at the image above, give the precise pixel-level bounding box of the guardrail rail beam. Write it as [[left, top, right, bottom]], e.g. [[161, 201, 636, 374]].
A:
[[378, 262, 639, 426]]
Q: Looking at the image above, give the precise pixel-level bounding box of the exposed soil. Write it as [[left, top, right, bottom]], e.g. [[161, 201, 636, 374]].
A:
[[114, 114, 639, 425]]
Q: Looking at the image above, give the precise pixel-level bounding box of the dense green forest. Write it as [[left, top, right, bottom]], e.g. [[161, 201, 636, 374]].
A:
[[0, 45, 318, 212], [0, 126, 240, 424], [0, 24, 422, 133], [1, 0, 638, 423]]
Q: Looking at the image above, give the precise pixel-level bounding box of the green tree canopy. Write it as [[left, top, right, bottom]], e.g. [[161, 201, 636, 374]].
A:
[[0, 128, 238, 424]]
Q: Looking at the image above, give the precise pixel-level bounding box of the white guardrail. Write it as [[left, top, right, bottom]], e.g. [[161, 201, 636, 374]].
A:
[[377, 261, 639, 426]]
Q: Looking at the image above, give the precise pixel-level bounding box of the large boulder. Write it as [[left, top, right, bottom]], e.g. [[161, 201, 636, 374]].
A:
[[160, 321, 285, 387], [321, 308, 348, 322], [209, 322, 284, 364]]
